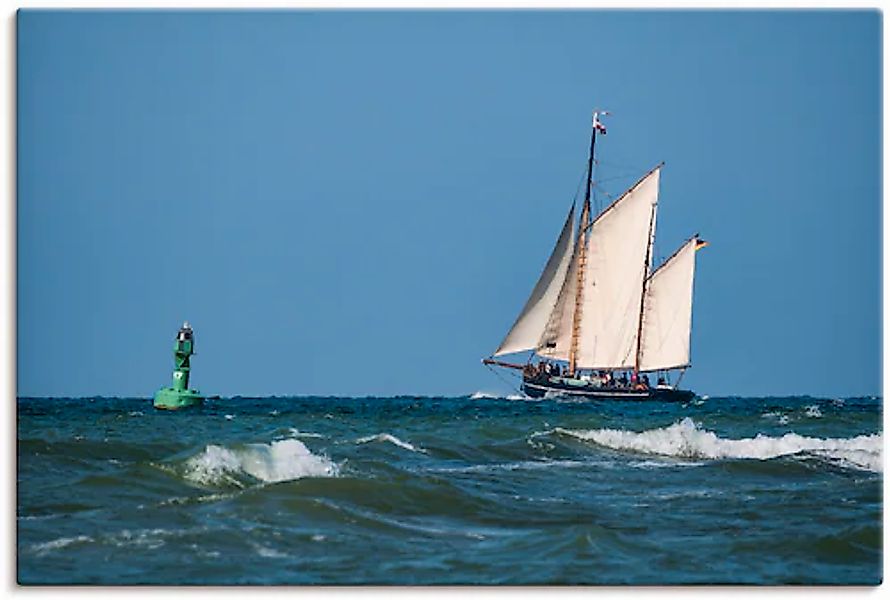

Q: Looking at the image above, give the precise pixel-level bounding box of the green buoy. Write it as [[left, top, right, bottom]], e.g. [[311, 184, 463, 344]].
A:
[[153, 321, 204, 410]]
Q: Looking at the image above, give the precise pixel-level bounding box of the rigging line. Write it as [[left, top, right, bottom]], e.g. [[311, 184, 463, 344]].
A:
[[484, 362, 524, 397], [570, 161, 589, 205], [596, 172, 644, 185], [592, 160, 601, 215], [591, 184, 620, 202], [596, 159, 650, 173]]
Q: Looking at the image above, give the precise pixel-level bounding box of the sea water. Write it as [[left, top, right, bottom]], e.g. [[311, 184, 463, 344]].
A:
[[17, 395, 882, 585]]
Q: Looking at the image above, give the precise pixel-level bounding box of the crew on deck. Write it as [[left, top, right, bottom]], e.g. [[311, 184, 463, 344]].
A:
[[525, 362, 666, 391]]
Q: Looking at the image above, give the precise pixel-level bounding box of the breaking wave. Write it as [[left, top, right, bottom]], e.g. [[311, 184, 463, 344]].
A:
[[182, 438, 338, 487], [469, 391, 527, 401], [356, 433, 426, 453], [805, 405, 823, 418], [556, 418, 882, 472]]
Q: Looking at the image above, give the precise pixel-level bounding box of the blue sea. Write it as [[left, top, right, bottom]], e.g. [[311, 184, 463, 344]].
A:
[[17, 395, 882, 585]]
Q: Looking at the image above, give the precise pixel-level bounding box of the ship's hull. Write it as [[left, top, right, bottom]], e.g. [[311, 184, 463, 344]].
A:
[[522, 377, 695, 402]]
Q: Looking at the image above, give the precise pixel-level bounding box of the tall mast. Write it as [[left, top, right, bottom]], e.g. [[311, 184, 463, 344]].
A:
[[634, 202, 657, 375], [568, 110, 605, 376]]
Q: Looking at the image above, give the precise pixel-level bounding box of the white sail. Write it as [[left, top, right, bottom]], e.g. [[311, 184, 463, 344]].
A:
[[536, 222, 582, 361], [638, 236, 698, 372], [494, 204, 576, 356], [536, 167, 661, 368], [574, 167, 661, 369]]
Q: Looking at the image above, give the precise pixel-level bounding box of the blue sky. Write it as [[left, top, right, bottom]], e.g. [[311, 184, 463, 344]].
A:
[[17, 10, 881, 398]]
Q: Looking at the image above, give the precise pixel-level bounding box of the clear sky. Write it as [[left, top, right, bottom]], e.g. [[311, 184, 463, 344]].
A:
[[17, 10, 881, 398]]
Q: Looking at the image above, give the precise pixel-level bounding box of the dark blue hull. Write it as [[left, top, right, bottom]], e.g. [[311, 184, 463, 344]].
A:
[[522, 377, 695, 402]]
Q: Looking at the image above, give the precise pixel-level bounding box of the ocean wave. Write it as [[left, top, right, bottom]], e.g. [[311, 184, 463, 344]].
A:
[[804, 405, 823, 418], [429, 458, 595, 474], [106, 527, 181, 550], [629, 459, 706, 469], [761, 411, 790, 425], [250, 542, 290, 559], [469, 391, 528, 401], [355, 433, 426, 453], [287, 428, 326, 439], [183, 439, 338, 487], [29, 535, 94, 555], [555, 418, 882, 473]]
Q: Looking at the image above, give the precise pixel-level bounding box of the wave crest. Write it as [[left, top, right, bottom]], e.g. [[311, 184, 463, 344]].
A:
[[556, 418, 882, 472], [470, 391, 528, 401], [183, 439, 338, 487], [356, 433, 426, 453]]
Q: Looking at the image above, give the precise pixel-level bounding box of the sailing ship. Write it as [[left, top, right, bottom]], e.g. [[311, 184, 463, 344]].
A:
[[483, 111, 706, 401]]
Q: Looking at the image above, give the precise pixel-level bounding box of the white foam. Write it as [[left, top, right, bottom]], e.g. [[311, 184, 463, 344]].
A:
[[557, 417, 882, 473], [356, 433, 426, 453], [762, 411, 791, 425], [30, 535, 93, 555], [805, 405, 823, 418], [18, 514, 62, 522], [287, 428, 326, 439], [630, 459, 706, 469], [251, 542, 289, 559], [430, 458, 593, 474], [109, 528, 171, 549], [470, 390, 529, 400], [469, 390, 506, 400], [184, 439, 338, 486], [157, 492, 236, 507]]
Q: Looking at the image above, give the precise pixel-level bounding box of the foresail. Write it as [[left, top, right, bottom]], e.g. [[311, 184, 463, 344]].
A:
[[638, 236, 697, 372], [575, 167, 661, 369], [494, 204, 576, 356], [535, 223, 581, 361]]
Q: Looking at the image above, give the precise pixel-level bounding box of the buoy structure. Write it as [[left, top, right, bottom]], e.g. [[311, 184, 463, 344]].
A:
[[153, 321, 204, 410]]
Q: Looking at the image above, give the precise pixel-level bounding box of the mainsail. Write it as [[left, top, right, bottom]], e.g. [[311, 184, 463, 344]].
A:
[[638, 236, 699, 372], [537, 167, 661, 370], [494, 204, 576, 356]]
